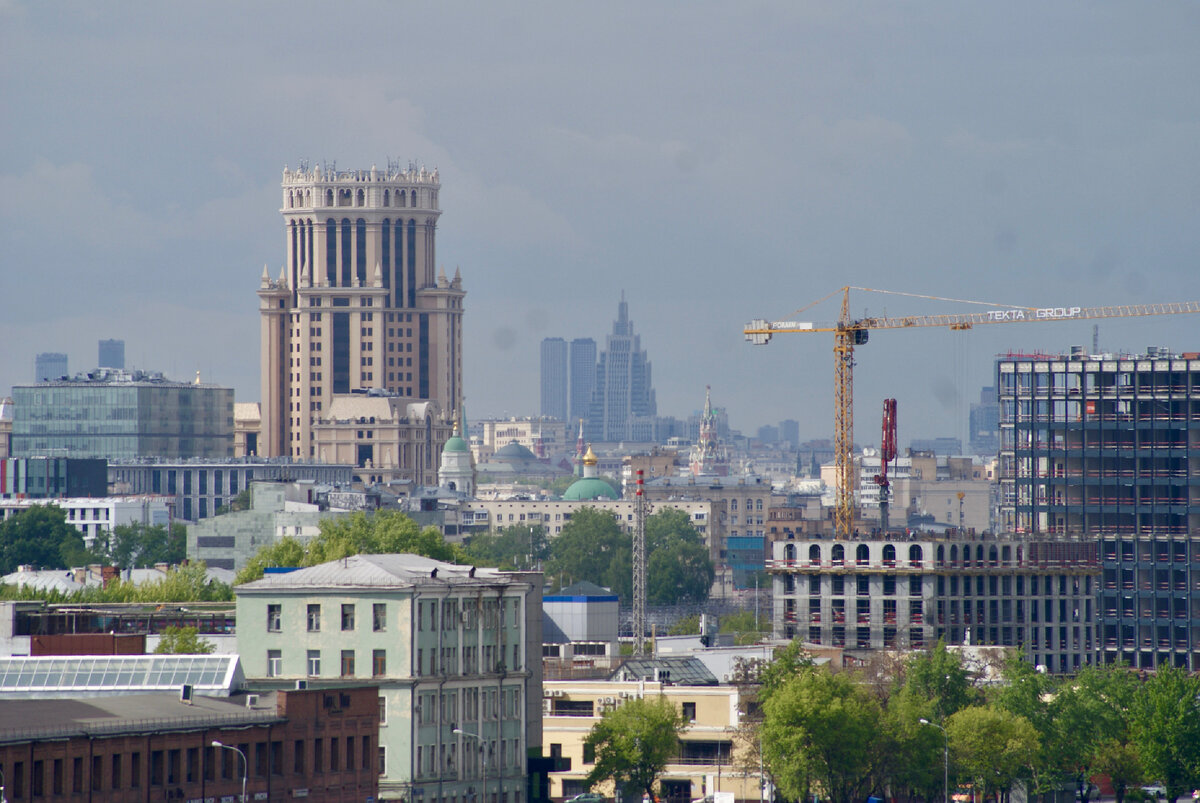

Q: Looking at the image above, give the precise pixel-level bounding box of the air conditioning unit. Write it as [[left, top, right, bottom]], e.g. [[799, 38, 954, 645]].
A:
[[603, 696, 616, 705], [542, 699, 552, 713]]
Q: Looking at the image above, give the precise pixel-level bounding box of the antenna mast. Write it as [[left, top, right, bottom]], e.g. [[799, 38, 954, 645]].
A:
[[633, 469, 647, 656]]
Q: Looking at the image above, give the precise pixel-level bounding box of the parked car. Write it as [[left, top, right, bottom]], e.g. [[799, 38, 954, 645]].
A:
[[1141, 785, 1167, 800], [567, 794, 607, 803]]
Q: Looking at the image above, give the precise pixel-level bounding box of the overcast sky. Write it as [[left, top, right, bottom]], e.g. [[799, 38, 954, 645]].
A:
[[3, 2, 1199, 448]]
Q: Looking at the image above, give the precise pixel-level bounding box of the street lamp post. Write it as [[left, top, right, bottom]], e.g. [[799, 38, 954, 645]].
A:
[[212, 740, 248, 803], [455, 726, 490, 803], [919, 719, 949, 803]]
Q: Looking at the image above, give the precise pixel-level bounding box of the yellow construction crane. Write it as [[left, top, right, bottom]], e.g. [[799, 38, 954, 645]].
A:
[[745, 286, 1200, 539]]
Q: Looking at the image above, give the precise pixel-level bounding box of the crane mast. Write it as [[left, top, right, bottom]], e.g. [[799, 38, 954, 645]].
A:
[[746, 287, 1200, 539]]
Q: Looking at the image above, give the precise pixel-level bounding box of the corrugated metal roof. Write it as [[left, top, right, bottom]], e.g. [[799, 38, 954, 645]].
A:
[[235, 553, 517, 591]]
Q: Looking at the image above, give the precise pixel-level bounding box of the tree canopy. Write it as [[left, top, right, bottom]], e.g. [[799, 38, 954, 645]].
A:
[[762, 661, 884, 803], [584, 695, 685, 801], [87, 522, 186, 569], [463, 524, 549, 571], [236, 510, 466, 584], [0, 505, 89, 575], [543, 507, 631, 600], [154, 625, 216, 654], [645, 509, 714, 605]]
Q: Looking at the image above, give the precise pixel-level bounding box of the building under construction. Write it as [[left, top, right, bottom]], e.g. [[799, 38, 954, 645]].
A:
[[997, 348, 1200, 670], [770, 534, 1099, 674]]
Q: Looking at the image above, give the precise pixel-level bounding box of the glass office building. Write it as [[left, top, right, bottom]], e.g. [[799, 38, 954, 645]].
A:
[[11, 370, 234, 460]]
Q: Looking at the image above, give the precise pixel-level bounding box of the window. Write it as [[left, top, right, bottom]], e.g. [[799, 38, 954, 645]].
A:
[[315, 739, 324, 773], [268, 650, 282, 677], [373, 603, 387, 631], [294, 740, 305, 775], [111, 754, 121, 790], [378, 746, 387, 776], [341, 650, 356, 677], [73, 756, 83, 792], [373, 649, 387, 677], [307, 604, 321, 632], [151, 750, 164, 786], [308, 650, 321, 676], [131, 753, 140, 788], [341, 604, 356, 631], [268, 604, 282, 632], [379, 696, 387, 724], [682, 702, 696, 721]]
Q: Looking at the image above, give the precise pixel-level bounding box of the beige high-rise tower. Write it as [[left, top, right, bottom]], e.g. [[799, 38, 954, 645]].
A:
[[259, 162, 464, 459]]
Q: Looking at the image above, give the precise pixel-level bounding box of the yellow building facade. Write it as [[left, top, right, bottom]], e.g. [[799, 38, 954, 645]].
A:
[[543, 679, 763, 803]]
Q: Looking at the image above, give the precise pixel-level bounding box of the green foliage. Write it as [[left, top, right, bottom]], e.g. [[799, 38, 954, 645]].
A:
[[667, 614, 700, 636], [464, 524, 548, 570], [1093, 739, 1143, 803], [645, 509, 713, 605], [718, 610, 769, 645], [758, 639, 815, 703], [214, 488, 252, 515], [584, 695, 684, 799], [154, 625, 215, 654], [236, 510, 467, 584], [946, 705, 1040, 802], [1129, 666, 1200, 802], [544, 507, 631, 601], [88, 522, 186, 568], [761, 663, 883, 803], [0, 505, 88, 574], [0, 562, 233, 603]]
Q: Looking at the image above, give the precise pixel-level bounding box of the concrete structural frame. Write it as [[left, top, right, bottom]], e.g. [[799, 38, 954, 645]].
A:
[[770, 535, 1100, 674], [260, 163, 464, 460], [235, 554, 543, 803], [997, 349, 1200, 670]]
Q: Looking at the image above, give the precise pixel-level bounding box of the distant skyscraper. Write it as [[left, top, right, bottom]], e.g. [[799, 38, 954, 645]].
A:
[[568, 337, 597, 424], [98, 339, 125, 370], [34, 353, 67, 383], [969, 385, 1000, 455], [588, 293, 656, 441], [540, 337, 568, 420], [779, 419, 800, 446], [259, 162, 463, 460]]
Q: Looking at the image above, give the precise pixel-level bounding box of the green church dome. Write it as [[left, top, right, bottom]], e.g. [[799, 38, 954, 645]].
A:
[[442, 422, 469, 453], [562, 477, 619, 501]]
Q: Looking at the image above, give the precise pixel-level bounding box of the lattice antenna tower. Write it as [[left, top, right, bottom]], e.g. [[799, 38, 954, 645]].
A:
[[632, 469, 648, 656]]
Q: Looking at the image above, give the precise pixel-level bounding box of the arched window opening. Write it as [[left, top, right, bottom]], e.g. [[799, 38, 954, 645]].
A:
[[832, 544, 845, 565], [325, 189, 334, 206], [936, 545, 944, 565], [784, 544, 796, 563], [383, 189, 390, 206], [325, 219, 337, 286], [856, 544, 869, 565], [882, 544, 896, 566], [809, 544, 820, 565], [356, 188, 365, 206]]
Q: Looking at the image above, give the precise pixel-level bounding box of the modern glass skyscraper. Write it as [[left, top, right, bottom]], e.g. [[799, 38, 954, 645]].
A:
[[98, 339, 125, 370], [12, 371, 233, 459], [568, 337, 597, 424], [540, 337, 568, 420], [588, 294, 656, 441], [34, 353, 67, 383]]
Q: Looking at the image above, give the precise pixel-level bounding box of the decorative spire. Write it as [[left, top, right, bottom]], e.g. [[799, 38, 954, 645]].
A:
[[260, 264, 270, 287], [374, 260, 383, 287]]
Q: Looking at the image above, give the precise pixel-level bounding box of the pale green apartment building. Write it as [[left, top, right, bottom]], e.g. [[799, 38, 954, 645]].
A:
[[236, 554, 543, 803]]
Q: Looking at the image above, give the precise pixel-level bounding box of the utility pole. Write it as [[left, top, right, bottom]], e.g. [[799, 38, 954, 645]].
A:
[[633, 468, 647, 656]]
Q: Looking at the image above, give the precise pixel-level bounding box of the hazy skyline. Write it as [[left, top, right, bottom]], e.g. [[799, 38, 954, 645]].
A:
[[3, 2, 1199, 448]]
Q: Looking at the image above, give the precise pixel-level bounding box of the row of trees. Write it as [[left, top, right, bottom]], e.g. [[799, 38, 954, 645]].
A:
[[582, 644, 1200, 803], [758, 643, 1200, 803], [463, 507, 714, 605], [0, 505, 186, 576]]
